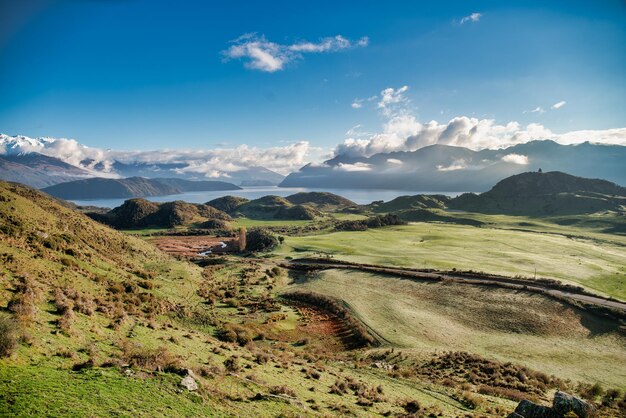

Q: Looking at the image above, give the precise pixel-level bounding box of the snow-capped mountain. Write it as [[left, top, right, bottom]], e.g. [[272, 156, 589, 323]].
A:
[[0, 134, 285, 188]]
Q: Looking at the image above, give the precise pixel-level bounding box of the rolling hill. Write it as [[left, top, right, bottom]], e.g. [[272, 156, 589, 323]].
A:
[[41, 177, 240, 200], [88, 198, 231, 229], [450, 171, 626, 215]]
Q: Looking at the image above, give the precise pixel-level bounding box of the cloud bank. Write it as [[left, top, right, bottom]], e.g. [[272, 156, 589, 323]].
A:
[[335, 85, 626, 158], [0, 134, 311, 178], [223, 33, 368, 72]]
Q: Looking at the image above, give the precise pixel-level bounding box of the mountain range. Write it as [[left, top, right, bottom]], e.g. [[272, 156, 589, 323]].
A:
[[0, 134, 285, 187], [280, 140, 626, 191]]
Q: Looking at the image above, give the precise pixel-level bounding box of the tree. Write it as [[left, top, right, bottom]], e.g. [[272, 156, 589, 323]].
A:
[[238, 227, 247, 251]]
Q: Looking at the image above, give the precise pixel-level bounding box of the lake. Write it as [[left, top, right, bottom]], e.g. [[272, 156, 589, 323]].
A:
[[69, 187, 467, 208]]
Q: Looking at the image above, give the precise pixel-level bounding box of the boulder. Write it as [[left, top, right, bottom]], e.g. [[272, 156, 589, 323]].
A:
[[552, 391, 594, 417], [507, 413, 525, 418], [514, 400, 560, 418], [180, 375, 198, 391]]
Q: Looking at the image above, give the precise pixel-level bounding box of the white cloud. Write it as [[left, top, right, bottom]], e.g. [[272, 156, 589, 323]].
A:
[[351, 99, 363, 109], [334, 85, 626, 158], [334, 162, 372, 172], [501, 153, 529, 165], [223, 33, 368, 72], [0, 134, 312, 176], [552, 100, 566, 109], [436, 160, 468, 171], [387, 158, 403, 165], [524, 106, 545, 114], [378, 86, 409, 115], [460, 12, 482, 24]]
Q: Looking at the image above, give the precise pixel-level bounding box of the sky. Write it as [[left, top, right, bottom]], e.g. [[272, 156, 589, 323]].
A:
[[0, 0, 625, 173]]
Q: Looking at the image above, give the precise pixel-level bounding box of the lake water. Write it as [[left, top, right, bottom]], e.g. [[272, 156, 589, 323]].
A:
[[69, 187, 467, 208]]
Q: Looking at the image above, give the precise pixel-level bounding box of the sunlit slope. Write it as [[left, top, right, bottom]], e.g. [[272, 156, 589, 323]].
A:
[[286, 269, 626, 388]]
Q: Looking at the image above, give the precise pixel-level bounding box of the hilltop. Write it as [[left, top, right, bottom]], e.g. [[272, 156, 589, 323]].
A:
[[42, 177, 240, 200]]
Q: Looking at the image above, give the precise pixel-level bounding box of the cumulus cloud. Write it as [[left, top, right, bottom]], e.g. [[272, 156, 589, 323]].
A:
[[460, 12, 482, 24], [223, 33, 368, 72], [351, 99, 363, 109], [334, 86, 626, 158], [0, 134, 311, 177], [501, 153, 529, 165], [552, 100, 566, 109]]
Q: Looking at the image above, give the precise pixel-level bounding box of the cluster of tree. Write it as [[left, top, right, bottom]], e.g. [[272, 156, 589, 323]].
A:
[[335, 214, 406, 231], [282, 291, 378, 347], [243, 228, 283, 252]]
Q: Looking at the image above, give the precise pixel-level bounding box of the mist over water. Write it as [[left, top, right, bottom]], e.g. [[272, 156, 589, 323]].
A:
[[68, 186, 467, 208]]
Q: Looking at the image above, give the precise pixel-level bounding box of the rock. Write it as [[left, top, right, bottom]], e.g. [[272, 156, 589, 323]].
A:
[[507, 413, 525, 418], [514, 400, 560, 418], [552, 391, 594, 417], [180, 375, 198, 391]]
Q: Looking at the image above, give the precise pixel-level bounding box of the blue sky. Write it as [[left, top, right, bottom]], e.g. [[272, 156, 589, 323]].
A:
[[0, 0, 625, 161]]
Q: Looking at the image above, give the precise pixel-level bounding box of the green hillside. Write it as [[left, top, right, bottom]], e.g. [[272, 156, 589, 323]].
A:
[[88, 198, 230, 228], [450, 171, 626, 216]]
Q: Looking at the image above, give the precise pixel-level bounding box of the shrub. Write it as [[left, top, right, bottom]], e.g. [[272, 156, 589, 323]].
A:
[[119, 342, 180, 371], [0, 316, 18, 357], [245, 228, 279, 252]]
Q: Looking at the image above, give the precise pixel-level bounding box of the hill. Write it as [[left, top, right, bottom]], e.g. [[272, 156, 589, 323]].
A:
[[285, 192, 356, 210], [88, 198, 231, 229], [42, 177, 240, 200], [370, 194, 450, 212], [280, 140, 626, 191], [450, 171, 626, 215], [234, 195, 320, 220], [205, 195, 250, 213]]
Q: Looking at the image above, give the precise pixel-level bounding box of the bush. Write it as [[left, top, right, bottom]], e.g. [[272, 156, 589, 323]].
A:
[[0, 316, 18, 357], [245, 228, 279, 252]]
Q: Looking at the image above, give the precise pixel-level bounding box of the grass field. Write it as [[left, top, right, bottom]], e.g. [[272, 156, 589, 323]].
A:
[[277, 222, 626, 300], [285, 269, 626, 389]]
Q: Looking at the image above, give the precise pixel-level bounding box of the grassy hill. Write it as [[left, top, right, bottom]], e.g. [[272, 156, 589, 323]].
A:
[[370, 194, 450, 212], [88, 198, 231, 229], [231, 196, 320, 220], [285, 192, 356, 210], [450, 171, 626, 216], [1, 181, 624, 417]]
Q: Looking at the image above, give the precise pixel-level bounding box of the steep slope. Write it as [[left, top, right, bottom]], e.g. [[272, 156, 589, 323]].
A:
[[450, 171, 626, 215], [42, 177, 240, 199]]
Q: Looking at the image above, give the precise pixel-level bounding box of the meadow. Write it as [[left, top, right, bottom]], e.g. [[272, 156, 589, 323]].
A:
[[277, 221, 626, 299], [284, 269, 626, 389]]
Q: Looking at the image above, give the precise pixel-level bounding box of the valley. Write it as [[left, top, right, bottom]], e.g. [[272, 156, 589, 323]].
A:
[[1, 170, 625, 417]]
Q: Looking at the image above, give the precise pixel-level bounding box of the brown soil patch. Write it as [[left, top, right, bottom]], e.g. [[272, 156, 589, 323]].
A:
[[152, 235, 237, 257]]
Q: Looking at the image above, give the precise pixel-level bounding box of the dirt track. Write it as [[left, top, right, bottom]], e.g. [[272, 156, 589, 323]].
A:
[[286, 258, 626, 314]]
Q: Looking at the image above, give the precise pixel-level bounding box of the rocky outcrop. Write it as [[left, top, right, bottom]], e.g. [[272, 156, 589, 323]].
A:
[[514, 400, 560, 418], [552, 391, 595, 417], [511, 392, 594, 418]]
